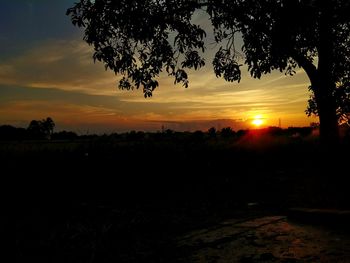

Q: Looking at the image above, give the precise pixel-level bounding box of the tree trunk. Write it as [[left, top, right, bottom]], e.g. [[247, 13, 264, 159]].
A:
[[291, 53, 339, 145], [312, 79, 339, 145], [315, 5, 339, 145], [316, 96, 339, 145]]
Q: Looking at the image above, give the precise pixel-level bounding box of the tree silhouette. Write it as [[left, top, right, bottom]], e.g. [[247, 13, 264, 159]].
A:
[[208, 127, 217, 138], [220, 127, 235, 138], [67, 0, 350, 144], [27, 117, 55, 139], [42, 117, 55, 138]]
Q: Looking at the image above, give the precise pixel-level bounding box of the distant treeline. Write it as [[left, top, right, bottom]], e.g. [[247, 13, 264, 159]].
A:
[[0, 125, 79, 141], [0, 117, 327, 141], [0, 117, 76, 141]]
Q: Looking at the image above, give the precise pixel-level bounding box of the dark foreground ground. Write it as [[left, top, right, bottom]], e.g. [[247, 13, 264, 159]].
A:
[[9, 133, 350, 262]]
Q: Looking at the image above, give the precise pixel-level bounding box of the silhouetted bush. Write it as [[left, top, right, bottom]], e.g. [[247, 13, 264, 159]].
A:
[[207, 127, 217, 138], [192, 130, 205, 142], [126, 130, 145, 140], [0, 125, 27, 140], [220, 127, 235, 138], [236, 129, 248, 138], [286, 127, 313, 137], [266, 127, 284, 136], [52, 131, 78, 140]]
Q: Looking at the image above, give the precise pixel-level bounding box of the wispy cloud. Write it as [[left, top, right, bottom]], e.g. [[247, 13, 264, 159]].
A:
[[0, 39, 119, 96]]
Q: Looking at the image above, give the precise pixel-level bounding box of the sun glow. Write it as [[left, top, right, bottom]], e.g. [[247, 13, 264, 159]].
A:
[[252, 115, 264, 127]]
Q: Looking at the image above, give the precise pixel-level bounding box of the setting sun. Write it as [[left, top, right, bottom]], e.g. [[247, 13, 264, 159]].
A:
[[252, 115, 264, 127]]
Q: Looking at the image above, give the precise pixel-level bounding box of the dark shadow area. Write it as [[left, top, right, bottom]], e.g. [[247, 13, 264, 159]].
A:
[[9, 127, 350, 262]]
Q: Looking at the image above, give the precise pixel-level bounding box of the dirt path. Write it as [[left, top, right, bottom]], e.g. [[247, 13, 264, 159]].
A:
[[175, 216, 350, 262]]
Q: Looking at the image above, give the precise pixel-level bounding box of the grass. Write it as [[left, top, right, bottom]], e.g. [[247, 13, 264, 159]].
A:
[[5, 131, 349, 206], [12, 130, 350, 262]]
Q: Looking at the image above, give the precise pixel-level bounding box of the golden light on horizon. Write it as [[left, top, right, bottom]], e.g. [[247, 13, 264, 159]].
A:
[[252, 115, 264, 127]]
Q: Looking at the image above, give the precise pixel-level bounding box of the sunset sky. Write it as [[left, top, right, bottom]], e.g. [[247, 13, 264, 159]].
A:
[[0, 0, 318, 133]]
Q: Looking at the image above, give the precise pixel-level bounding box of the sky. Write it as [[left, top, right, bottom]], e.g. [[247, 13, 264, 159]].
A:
[[0, 0, 318, 133]]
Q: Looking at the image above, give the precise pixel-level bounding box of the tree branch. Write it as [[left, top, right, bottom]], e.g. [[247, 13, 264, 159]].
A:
[[291, 51, 318, 84]]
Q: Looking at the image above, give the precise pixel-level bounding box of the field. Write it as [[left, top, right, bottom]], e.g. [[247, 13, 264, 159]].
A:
[[11, 129, 350, 262]]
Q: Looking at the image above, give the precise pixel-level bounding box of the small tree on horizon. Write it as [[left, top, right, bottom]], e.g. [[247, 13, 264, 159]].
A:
[[207, 127, 217, 138], [27, 117, 55, 139]]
